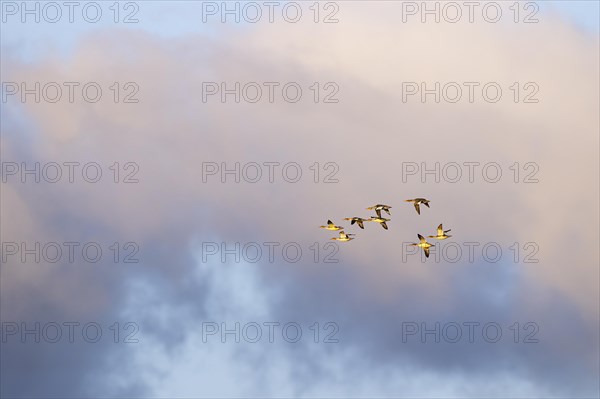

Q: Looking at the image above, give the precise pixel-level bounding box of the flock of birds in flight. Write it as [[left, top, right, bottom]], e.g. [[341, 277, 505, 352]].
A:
[[319, 198, 452, 258]]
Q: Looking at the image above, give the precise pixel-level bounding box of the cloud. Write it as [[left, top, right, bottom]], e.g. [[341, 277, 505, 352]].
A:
[[1, 3, 598, 397]]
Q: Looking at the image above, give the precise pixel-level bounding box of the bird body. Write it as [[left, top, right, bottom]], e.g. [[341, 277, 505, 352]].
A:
[[366, 204, 392, 218], [410, 234, 434, 258], [332, 231, 355, 241], [320, 220, 343, 231], [369, 216, 390, 230], [344, 217, 372, 229], [405, 198, 430, 215], [428, 223, 452, 240]]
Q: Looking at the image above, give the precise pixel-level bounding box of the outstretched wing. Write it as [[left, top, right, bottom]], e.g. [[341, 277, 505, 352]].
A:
[[414, 203, 421, 215], [357, 220, 364, 229], [437, 224, 443, 235], [327, 220, 333, 226], [424, 202, 430, 208], [418, 234, 426, 243], [424, 247, 430, 258], [375, 208, 382, 218], [381, 221, 388, 230]]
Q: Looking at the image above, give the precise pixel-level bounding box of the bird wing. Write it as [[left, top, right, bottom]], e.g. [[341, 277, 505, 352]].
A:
[[418, 234, 426, 243], [375, 208, 382, 218], [424, 202, 430, 208], [357, 220, 364, 229], [382, 222, 388, 230], [424, 247, 430, 258], [327, 220, 333, 226], [437, 224, 443, 235], [414, 203, 421, 215]]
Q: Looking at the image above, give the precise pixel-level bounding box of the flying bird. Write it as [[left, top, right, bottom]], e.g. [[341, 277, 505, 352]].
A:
[[332, 231, 355, 242], [366, 204, 392, 218], [319, 220, 343, 231], [344, 217, 372, 229], [369, 216, 390, 230], [405, 198, 430, 215], [410, 234, 434, 258], [428, 224, 452, 240]]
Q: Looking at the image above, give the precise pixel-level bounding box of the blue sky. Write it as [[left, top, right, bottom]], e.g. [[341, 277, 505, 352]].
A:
[[1, 1, 599, 63], [542, 0, 600, 33]]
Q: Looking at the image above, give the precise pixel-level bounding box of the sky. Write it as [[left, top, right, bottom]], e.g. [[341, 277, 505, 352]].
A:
[[1, 1, 599, 398]]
